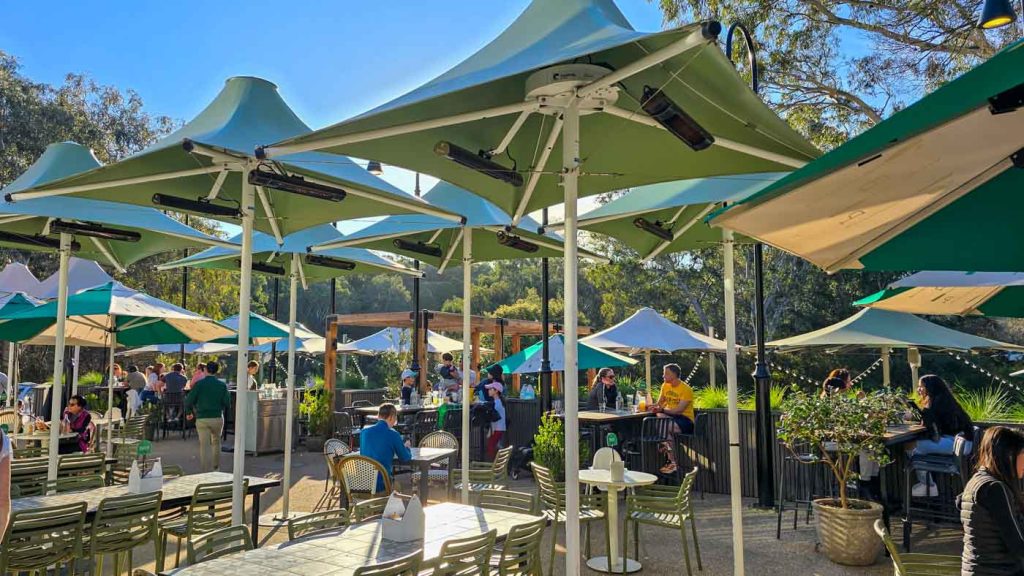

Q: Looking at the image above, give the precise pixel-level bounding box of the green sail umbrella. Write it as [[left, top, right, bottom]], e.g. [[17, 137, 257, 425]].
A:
[[712, 39, 1024, 273], [493, 334, 637, 374], [854, 271, 1024, 317], [0, 291, 43, 404], [5, 77, 461, 519], [261, 4, 817, 565]]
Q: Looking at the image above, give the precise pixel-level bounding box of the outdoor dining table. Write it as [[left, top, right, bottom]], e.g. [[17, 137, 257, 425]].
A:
[[11, 471, 281, 543], [352, 446, 457, 503], [571, 409, 648, 453], [579, 467, 658, 573], [877, 422, 927, 525], [159, 501, 543, 575], [9, 430, 77, 442]]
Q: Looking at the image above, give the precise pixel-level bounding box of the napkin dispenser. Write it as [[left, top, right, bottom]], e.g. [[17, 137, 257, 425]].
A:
[[610, 460, 625, 482], [381, 492, 425, 542], [128, 458, 163, 494]]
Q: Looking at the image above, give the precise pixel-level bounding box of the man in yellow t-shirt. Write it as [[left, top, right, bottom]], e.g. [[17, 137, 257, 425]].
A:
[[648, 363, 694, 474]]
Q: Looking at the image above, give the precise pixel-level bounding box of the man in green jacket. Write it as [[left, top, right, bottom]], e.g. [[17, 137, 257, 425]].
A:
[[185, 361, 230, 472]]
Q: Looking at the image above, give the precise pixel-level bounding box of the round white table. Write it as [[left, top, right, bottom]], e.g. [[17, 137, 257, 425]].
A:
[[578, 467, 658, 573]]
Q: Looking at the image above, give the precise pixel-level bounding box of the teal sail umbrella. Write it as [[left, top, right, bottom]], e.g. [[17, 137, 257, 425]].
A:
[[212, 312, 290, 346], [263, 6, 816, 559], [0, 291, 43, 404], [494, 334, 636, 374], [712, 39, 1024, 274], [854, 271, 1024, 317], [4, 77, 461, 519]]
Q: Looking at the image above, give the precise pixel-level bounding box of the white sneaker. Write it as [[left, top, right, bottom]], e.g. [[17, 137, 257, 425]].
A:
[[911, 482, 937, 498]]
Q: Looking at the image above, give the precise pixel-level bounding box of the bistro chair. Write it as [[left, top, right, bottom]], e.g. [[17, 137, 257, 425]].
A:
[[478, 488, 537, 515], [443, 407, 463, 439], [0, 408, 21, 433], [286, 508, 349, 540], [492, 517, 546, 576], [157, 480, 243, 571], [159, 391, 185, 439], [354, 550, 422, 576], [873, 519, 959, 575], [776, 440, 835, 539], [451, 445, 513, 500], [432, 529, 497, 576], [531, 462, 609, 574], [11, 456, 49, 496], [411, 430, 459, 498], [0, 501, 87, 575], [82, 491, 162, 575], [622, 466, 702, 576], [331, 411, 361, 448], [350, 495, 392, 523], [46, 473, 106, 494], [186, 525, 253, 565], [320, 438, 352, 509], [336, 454, 391, 508], [411, 409, 439, 445]]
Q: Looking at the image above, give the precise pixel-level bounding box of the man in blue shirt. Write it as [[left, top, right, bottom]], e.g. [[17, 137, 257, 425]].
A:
[[359, 403, 412, 492]]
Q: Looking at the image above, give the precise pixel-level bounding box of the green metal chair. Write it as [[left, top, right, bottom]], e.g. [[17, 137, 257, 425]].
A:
[[873, 519, 959, 575], [354, 550, 423, 576], [46, 473, 106, 494], [431, 528, 497, 576], [530, 461, 609, 575], [451, 445, 513, 499], [622, 466, 702, 575], [286, 508, 349, 540], [186, 525, 253, 565], [58, 452, 108, 479], [13, 445, 46, 459], [156, 480, 243, 571], [350, 495, 392, 523], [83, 491, 162, 575], [162, 463, 185, 478], [478, 488, 537, 514], [0, 501, 87, 575], [11, 456, 49, 497], [492, 517, 546, 576]]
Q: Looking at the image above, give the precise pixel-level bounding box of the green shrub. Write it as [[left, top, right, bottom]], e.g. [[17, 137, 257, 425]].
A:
[[340, 373, 366, 390], [299, 380, 331, 437], [532, 413, 591, 481], [694, 384, 729, 409], [957, 386, 1011, 422], [78, 371, 104, 387], [1008, 404, 1024, 423]]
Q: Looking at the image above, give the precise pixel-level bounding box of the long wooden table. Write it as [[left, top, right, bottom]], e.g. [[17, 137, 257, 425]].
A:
[[12, 471, 280, 542], [161, 502, 542, 575]]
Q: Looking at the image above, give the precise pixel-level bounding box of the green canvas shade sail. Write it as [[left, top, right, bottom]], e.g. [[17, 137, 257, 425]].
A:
[[565, 172, 786, 260], [0, 291, 42, 406], [318, 181, 605, 271], [855, 271, 1024, 317], [493, 334, 636, 374], [0, 142, 233, 271], [712, 39, 1024, 273]]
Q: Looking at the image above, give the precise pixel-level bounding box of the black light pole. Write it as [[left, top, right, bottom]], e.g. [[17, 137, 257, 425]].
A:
[[269, 277, 280, 383], [410, 172, 422, 382], [540, 208, 552, 412], [726, 21, 775, 509], [179, 215, 189, 364]]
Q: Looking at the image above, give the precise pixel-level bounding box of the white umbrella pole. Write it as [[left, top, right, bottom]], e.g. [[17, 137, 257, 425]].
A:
[[723, 229, 745, 574], [645, 350, 652, 393], [708, 327, 717, 388], [107, 331, 116, 455], [881, 347, 891, 387], [6, 342, 14, 408], [232, 167, 256, 525], [47, 232, 72, 481], [71, 346, 81, 395], [280, 255, 299, 519], [562, 103, 582, 575], [460, 228, 472, 504], [908, 347, 921, 386]]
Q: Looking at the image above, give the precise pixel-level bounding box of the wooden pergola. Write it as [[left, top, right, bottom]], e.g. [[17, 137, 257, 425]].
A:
[[324, 310, 591, 399]]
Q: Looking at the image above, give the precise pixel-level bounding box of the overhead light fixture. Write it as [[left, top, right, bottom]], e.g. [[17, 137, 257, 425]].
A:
[[152, 194, 241, 218], [306, 254, 357, 271], [496, 230, 539, 253], [248, 167, 347, 202], [242, 260, 286, 276], [434, 141, 524, 187], [978, 0, 1016, 28], [633, 217, 674, 241], [393, 238, 443, 258], [640, 86, 715, 151], [49, 220, 141, 243], [0, 231, 80, 252], [366, 160, 384, 176]]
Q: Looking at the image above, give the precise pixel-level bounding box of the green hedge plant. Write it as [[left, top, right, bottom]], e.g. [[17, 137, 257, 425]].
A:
[[533, 413, 591, 481]]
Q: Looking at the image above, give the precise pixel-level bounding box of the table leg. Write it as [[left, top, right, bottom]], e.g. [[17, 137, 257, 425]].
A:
[[419, 462, 430, 503], [586, 487, 641, 573], [880, 464, 890, 530], [251, 491, 261, 544]]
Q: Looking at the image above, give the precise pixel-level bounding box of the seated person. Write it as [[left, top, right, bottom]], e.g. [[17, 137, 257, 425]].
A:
[[587, 367, 618, 409], [435, 353, 461, 395], [358, 403, 412, 492], [648, 363, 694, 474], [34, 394, 92, 454], [399, 369, 417, 404], [960, 426, 1024, 575]]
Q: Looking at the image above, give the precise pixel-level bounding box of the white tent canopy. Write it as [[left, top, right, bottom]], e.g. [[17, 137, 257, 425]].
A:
[[583, 307, 725, 353], [0, 263, 43, 297], [337, 327, 467, 355], [36, 257, 113, 299]]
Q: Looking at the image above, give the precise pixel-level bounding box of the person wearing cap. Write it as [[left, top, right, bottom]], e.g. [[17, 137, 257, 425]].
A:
[[400, 369, 417, 405], [359, 403, 412, 492], [484, 380, 506, 460], [477, 364, 504, 403]]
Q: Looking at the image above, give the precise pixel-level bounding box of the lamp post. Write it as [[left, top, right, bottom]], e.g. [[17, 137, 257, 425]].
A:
[[410, 172, 422, 388], [540, 207, 552, 412], [726, 22, 775, 509]]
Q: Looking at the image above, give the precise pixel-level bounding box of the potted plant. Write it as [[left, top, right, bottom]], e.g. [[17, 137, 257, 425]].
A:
[[532, 413, 591, 481], [299, 382, 330, 452], [777, 390, 903, 566]]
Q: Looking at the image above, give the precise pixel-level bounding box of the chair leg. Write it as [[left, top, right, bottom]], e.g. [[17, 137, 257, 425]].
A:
[[634, 521, 640, 562], [690, 514, 703, 570], [680, 524, 693, 576], [776, 459, 786, 539], [156, 531, 166, 572], [903, 462, 913, 552], [548, 518, 558, 576], [174, 535, 182, 568]]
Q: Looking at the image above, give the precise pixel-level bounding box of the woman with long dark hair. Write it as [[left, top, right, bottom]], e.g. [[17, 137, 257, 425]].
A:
[[910, 374, 974, 497], [960, 426, 1024, 575]]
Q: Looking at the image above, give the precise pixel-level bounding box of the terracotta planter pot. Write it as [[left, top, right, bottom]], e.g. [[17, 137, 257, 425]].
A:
[[812, 498, 884, 566]]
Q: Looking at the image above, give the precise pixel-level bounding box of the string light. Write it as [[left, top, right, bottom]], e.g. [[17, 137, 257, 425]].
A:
[[851, 357, 883, 384], [944, 350, 1024, 395], [683, 351, 707, 385]]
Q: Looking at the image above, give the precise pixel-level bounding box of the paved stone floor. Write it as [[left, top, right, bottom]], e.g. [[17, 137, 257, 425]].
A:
[[119, 435, 962, 575]]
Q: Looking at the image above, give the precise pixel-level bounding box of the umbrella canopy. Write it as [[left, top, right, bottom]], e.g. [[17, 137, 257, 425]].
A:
[[336, 327, 468, 356], [567, 173, 784, 260], [764, 308, 1024, 352], [712, 39, 1024, 273], [36, 258, 114, 300], [0, 292, 43, 318], [0, 142, 233, 271], [212, 312, 301, 346], [264, 1, 817, 220], [582, 307, 725, 353], [494, 334, 636, 374], [0, 263, 43, 297], [119, 342, 237, 357], [159, 224, 420, 281], [0, 281, 234, 347], [5, 78, 460, 237], [315, 181, 604, 269], [855, 271, 1024, 317]]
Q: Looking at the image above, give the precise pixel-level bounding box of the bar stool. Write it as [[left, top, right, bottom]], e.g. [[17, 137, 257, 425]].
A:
[[775, 441, 834, 539], [677, 413, 708, 498], [636, 416, 682, 484]]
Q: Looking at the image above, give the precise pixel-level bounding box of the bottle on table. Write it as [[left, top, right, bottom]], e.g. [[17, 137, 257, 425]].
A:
[[616, 393, 624, 412]]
